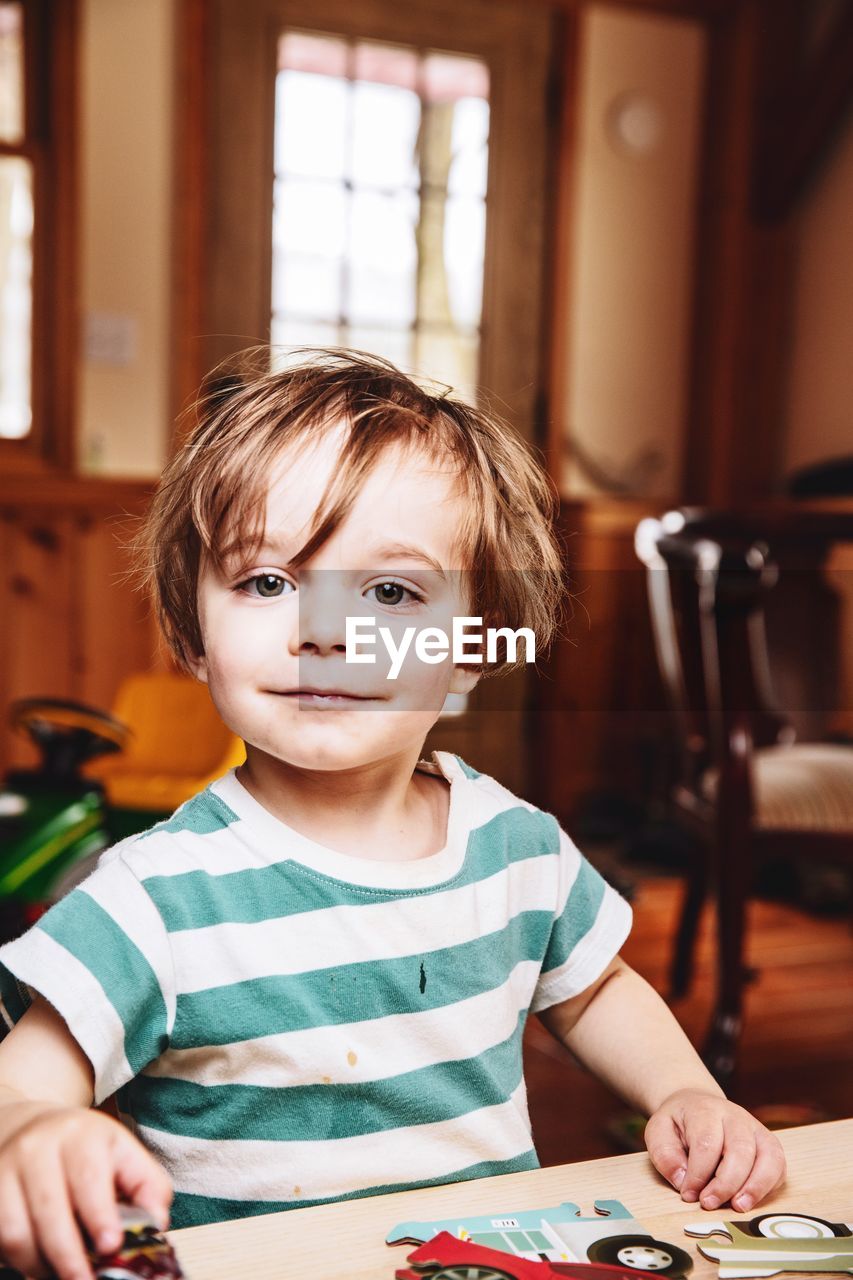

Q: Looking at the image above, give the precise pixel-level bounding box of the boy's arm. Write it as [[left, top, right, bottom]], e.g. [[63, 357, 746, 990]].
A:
[[0, 995, 171, 1280], [537, 956, 785, 1211]]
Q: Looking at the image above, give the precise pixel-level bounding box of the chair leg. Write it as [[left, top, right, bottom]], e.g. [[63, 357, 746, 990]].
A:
[[702, 815, 749, 1093], [669, 836, 710, 1001]]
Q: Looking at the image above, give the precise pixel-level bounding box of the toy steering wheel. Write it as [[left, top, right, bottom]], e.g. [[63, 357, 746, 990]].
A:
[[10, 697, 130, 780]]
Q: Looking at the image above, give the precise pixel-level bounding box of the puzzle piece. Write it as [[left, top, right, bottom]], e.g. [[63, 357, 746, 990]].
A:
[[395, 1229, 681, 1280], [387, 1199, 692, 1275], [684, 1212, 853, 1277], [88, 1205, 185, 1280]]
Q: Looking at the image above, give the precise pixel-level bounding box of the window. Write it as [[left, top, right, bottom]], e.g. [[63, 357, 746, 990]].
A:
[[271, 32, 489, 398], [0, 2, 32, 439], [0, 0, 76, 468]]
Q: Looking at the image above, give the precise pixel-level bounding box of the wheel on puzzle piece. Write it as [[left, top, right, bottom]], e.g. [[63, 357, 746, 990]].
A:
[[431, 1266, 517, 1280], [587, 1234, 693, 1278], [750, 1214, 847, 1240]]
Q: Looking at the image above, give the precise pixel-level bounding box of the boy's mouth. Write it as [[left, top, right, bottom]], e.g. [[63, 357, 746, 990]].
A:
[[278, 688, 377, 705]]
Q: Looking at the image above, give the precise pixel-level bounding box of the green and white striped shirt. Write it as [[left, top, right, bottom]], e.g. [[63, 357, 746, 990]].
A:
[[0, 752, 631, 1228]]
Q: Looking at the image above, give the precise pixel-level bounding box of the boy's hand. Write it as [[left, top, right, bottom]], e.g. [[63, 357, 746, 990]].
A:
[[645, 1089, 786, 1212], [0, 1105, 173, 1280]]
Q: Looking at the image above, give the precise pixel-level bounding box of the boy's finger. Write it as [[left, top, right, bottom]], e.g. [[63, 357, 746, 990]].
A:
[[20, 1158, 93, 1280], [0, 1172, 43, 1278], [696, 1128, 758, 1209], [65, 1144, 124, 1255], [644, 1113, 688, 1189], [113, 1128, 174, 1229], [731, 1130, 787, 1212], [680, 1111, 725, 1202]]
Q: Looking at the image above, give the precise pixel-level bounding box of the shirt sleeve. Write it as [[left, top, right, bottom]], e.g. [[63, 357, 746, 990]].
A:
[[0, 853, 176, 1104], [531, 827, 633, 1013]]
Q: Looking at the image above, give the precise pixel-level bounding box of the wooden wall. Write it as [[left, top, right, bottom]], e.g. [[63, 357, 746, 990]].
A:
[[0, 478, 161, 773], [530, 499, 665, 824]]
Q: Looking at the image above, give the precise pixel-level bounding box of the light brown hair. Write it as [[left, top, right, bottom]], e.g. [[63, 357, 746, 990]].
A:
[[136, 348, 565, 672]]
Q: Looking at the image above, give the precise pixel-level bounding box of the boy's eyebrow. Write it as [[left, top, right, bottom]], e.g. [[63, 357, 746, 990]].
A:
[[219, 536, 293, 562], [218, 537, 447, 576], [364, 542, 447, 578]]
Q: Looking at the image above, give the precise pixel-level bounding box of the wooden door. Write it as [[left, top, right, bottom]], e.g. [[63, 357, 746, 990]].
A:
[[200, 0, 558, 790]]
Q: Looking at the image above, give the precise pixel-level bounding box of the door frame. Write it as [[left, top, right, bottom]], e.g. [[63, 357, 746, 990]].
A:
[[173, 0, 559, 791]]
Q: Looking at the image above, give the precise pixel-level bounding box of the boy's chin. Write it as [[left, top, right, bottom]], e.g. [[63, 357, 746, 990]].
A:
[[244, 739, 422, 774]]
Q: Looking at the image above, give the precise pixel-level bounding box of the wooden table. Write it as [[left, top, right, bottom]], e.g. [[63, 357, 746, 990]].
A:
[[169, 1118, 853, 1280]]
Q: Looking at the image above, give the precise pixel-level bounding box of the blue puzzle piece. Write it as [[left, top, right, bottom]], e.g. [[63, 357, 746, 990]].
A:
[[387, 1199, 636, 1263]]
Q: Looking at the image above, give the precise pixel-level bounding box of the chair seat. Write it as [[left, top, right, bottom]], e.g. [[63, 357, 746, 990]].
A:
[[702, 743, 853, 832]]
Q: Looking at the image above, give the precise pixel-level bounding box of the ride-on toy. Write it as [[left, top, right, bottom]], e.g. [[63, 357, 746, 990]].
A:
[[0, 697, 130, 940], [0, 674, 243, 943]]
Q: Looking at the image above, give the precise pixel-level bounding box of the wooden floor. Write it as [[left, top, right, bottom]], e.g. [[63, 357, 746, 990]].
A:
[[523, 871, 853, 1167]]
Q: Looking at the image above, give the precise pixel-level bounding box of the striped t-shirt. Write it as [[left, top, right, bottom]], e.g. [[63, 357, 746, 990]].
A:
[[0, 752, 631, 1229]]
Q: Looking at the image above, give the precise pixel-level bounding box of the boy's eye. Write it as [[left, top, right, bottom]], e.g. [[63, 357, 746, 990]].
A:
[[366, 581, 421, 608], [242, 573, 292, 598]]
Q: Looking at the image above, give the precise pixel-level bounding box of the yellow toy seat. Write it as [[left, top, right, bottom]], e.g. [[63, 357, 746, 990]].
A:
[[84, 672, 244, 812]]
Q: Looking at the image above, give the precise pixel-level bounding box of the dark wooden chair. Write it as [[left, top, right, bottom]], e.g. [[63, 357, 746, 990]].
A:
[[635, 510, 853, 1087]]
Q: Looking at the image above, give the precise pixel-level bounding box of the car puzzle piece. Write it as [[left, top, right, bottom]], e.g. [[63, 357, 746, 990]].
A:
[[395, 1229, 681, 1280], [0, 1205, 185, 1280], [684, 1211, 853, 1278], [387, 1199, 692, 1277], [88, 1205, 186, 1280]]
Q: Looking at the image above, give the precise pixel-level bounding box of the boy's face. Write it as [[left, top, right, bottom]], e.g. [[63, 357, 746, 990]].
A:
[[192, 428, 480, 776]]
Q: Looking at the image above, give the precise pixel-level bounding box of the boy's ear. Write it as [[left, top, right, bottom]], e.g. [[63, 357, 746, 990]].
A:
[[188, 653, 209, 684], [449, 665, 481, 695]]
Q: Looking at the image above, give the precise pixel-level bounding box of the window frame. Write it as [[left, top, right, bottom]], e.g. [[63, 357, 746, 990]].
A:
[[0, 0, 78, 473]]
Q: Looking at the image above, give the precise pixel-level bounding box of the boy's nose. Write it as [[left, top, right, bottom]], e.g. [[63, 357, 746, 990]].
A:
[[290, 571, 352, 655]]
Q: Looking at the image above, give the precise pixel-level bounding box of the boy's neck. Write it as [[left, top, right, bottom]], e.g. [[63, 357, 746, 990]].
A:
[[235, 749, 450, 862]]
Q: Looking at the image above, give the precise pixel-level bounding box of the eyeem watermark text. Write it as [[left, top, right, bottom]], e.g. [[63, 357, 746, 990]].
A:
[[346, 616, 536, 679]]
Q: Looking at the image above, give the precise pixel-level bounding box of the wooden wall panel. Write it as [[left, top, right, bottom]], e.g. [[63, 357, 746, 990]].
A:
[[75, 512, 164, 711], [531, 499, 665, 824], [0, 481, 160, 775], [4, 513, 77, 769]]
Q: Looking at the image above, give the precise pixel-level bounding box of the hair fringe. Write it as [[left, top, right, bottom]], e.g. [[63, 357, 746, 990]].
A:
[[135, 347, 567, 675]]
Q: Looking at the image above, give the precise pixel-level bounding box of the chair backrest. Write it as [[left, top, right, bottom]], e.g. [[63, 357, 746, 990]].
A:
[[635, 515, 712, 788], [635, 511, 793, 786]]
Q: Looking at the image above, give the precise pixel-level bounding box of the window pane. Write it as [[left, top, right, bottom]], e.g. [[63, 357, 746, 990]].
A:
[[274, 70, 348, 181], [273, 177, 347, 258], [445, 195, 486, 328], [350, 79, 420, 190], [414, 327, 479, 400], [0, 3, 24, 145], [448, 97, 490, 198], [272, 252, 341, 322], [271, 316, 341, 353], [423, 51, 489, 104], [353, 40, 417, 92], [416, 191, 453, 327], [0, 156, 32, 438], [345, 325, 412, 372], [348, 189, 417, 325], [279, 30, 348, 78]]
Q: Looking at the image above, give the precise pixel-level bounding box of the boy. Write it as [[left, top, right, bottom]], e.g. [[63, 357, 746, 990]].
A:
[[0, 351, 784, 1280]]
